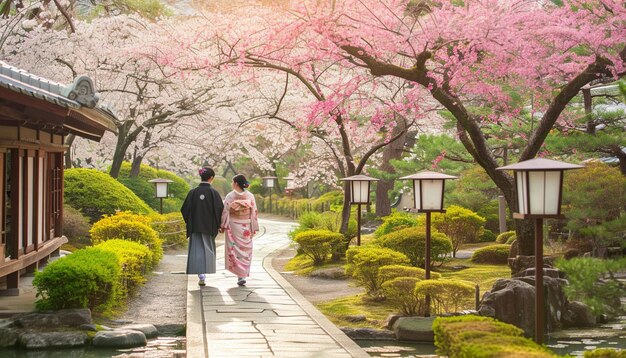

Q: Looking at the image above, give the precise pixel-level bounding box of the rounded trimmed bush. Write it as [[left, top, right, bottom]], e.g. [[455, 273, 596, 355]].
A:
[[65, 168, 153, 222], [62, 205, 91, 249], [293, 229, 344, 265], [470, 244, 511, 264], [345, 246, 410, 296], [378, 264, 441, 285], [33, 247, 120, 312], [479, 229, 497, 243], [505, 235, 517, 245], [584, 348, 626, 358], [96, 239, 153, 293], [415, 279, 475, 314], [116, 162, 189, 214], [381, 277, 423, 316], [375, 227, 452, 267], [496, 230, 516, 244], [90, 212, 163, 267], [374, 212, 419, 238]]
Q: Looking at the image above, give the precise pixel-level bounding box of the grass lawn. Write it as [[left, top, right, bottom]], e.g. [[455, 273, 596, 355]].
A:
[[437, 258, 511, 291], [284, 254, 346, 276], [315, 294, 397, 328]]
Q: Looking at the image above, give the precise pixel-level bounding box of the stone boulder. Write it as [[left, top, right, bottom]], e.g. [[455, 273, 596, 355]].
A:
[[392, 317, 435, 342], [340, 327, 396, 340], [14, 308, 92, 329], [310, 267, 347, 279], [478, 274, 585, 337], [119, 323, 159, 339], [0, 328, 18, 348], [508, 255, 556, 276], [383, 314, 402, 330], [92, 330, 147, 348], [18, 332, 88, 349], [562, 301, 596, 328]]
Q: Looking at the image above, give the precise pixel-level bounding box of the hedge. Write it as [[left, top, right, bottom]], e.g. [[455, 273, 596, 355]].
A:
[[375, 227, 452, 267], [96, 239, 153, 294], [345, 246, 410, 296], [415, 280, 475, 315], [496, 230, 516, 244], [90, 211, 163, 267], [470, 244, 511, 265], [433, 315, 555, 358], [64, 168, 153, 222], [293, 229, 344, 265], [33, 248, 120, 312]]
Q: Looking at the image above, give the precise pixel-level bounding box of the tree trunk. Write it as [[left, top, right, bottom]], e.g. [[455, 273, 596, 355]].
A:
[[375, 120, 408, 217], [109, 123, 133, 179], [129, 154, 143, 177], [339, 180, 352, 235], [64, 134, 76, 169]]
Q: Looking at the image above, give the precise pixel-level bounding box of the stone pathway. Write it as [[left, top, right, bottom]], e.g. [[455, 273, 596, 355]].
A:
[[186, 218, 369, 357]]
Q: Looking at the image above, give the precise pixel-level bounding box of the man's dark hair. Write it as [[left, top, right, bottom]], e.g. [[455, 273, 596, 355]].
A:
[[199, 167, 215, 181]]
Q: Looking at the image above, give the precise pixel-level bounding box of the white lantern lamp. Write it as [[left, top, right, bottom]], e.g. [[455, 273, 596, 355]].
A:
[[340, 175, 379, 245], [149, 178, 173, 214]]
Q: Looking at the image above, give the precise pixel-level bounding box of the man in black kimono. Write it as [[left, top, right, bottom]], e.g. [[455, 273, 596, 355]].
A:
[[181, 167, 224, 286]]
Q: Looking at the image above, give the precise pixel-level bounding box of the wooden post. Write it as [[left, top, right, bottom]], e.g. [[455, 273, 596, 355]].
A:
[[425, 211, 432, 317], [356, 204, 362, 246], [535, 217, 544, 344]]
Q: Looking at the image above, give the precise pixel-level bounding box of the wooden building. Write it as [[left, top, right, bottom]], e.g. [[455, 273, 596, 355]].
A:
[[0, 61, 116, 295]]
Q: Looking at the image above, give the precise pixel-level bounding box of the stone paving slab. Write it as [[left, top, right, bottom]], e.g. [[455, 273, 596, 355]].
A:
[[186, 218, 369, 357]]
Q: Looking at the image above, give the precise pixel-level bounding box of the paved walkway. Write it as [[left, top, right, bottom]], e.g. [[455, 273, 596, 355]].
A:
[[186, 218, 369, 357]]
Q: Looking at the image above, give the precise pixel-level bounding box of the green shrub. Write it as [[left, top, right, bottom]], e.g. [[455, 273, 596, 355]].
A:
[[433, 315, 553, 358], [506, 235, 517, 244], [33, 247, 120, 312], [116, 162, 189, 214], [479, 229, 497, 243], [62, 205, 91, 249], [374, 212, 419, 238], [584, 348, 626, 358], [64, 168, 153, 222], [90, 212, 163, 267], [96, 239, 153, 294], [431, 205, 485, 257], [496, 230, 516, 244], [470, 244, 511, 265], [381, 277, 423, 316], [345, 246, 410, 296], [149, 212, 187, 247], [378, 264, 441, 284], [415, 279, 475, 314], [293, 230, 344, 265], [556, 257, 626, 317], [375, 227, 452, 267]]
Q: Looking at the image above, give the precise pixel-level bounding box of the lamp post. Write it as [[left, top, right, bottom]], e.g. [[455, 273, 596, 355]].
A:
[[284, 174, 296, 196], [340, 175, 379, 246], [148, 178, 173, 214], [262, 176, 278, 213], [400, 171, 457, 317], [497, 158, 582, 344]]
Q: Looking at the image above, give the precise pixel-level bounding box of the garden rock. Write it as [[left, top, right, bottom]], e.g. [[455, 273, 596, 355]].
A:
[[508, 255, 555, 276], [392, 317, 435, 342], [340, 327, 395, 340], [343, 314, 367, 323], [562, 301, 596, 327], [18, 331, 88, 349], [119, 323, 158, 338], [478, 278, 535, 336], [310, 267, 347, 279], [0, 319, 13, 329], [92, 329, 147, 348], [383, 314, 402, 329], [0, 328, 18, 347], [15, 308, 91, 329]]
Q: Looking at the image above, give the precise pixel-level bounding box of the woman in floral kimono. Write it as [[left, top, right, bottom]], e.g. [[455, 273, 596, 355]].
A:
[[220, 174, 259, 286]]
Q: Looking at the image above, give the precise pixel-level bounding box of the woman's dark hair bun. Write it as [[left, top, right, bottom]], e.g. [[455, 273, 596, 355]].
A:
[[233, 174, 248, 190]]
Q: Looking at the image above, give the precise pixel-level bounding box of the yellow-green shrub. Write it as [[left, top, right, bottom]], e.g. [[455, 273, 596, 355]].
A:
[[374, 212, 419, 238], [33, 248, 120, 312], [96, 239, 153, 294], [345, 246, 410, 296], [149, 212, 187, 247], [293, 230, 344, 265], [90, 211, 162, 266], [433, 315, 555, 358], [375, 227, 452, 267], [381, 277, 423, 316], [470, 244, 511, 264], [496, 230, 516, 244], [584, 348, 626, 358], [414, 279, 475, 314], [378, 264, 441, 285]]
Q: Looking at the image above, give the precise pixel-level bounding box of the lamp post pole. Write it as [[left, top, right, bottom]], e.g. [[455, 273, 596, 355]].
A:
[[535, 217, 544, 342], [357, 203, 362, 246]]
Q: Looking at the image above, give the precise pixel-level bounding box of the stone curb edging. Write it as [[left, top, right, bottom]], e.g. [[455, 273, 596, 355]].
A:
[[263, 246, 371, 358]]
